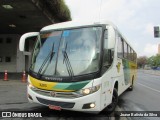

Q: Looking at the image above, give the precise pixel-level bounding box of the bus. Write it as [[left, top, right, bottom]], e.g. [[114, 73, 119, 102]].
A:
[[19, 20, 137, 113]]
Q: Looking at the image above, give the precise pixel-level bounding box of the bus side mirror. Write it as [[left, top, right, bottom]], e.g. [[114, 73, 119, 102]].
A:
[[105, 26, 116, 49], [19, 32, 39, 52]]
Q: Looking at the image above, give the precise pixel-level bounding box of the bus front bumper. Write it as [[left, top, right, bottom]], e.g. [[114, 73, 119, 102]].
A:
[[27, 86, 101, 113]]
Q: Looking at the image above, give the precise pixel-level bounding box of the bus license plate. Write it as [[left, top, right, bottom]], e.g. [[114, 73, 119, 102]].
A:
[[49, 105, 61, 111]]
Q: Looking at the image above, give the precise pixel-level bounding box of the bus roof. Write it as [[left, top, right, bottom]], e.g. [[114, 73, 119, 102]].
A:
[[40, 20, 116, 31], [40, 20, 136, 53]]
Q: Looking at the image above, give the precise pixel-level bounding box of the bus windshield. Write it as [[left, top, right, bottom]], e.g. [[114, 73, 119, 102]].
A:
[[30, 27, 102, 77]]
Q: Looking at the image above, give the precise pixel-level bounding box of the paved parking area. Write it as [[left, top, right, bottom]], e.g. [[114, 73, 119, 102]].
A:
[[0, 80, 41, 111]]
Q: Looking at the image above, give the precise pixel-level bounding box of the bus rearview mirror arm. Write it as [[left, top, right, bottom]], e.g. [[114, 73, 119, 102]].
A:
[[19, 32, 39, 52]]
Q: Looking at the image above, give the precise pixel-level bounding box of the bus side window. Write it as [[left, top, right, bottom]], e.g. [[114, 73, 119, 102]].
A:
[[128, 46, 131, 60], [134, 52, 137, 62], [117, 37, 123, 58], [123, 41, 128, 59], [130, 49, 133, 61]]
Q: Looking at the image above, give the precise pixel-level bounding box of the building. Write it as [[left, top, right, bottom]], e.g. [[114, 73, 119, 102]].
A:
[[158, 44, 160, 55], [0, 0, 71, 73]]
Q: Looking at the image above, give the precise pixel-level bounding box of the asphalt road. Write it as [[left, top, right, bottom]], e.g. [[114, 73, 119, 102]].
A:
[[0, 70, 160, 120], [118, 70, 160, 120]]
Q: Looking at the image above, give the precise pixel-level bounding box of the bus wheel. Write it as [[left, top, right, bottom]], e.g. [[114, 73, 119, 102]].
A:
[[128, 79, 134, 91], [105, 88, 118, 114]]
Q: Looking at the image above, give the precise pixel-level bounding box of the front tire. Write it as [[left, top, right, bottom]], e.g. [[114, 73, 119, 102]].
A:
[[103, 88, 118, 114]]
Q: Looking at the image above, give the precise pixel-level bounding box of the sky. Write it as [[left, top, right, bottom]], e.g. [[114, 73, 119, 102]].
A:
[[64, 0, 160, 57]]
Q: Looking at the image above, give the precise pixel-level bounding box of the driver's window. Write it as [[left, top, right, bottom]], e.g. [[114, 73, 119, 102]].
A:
[[102, 30, 113, 73]]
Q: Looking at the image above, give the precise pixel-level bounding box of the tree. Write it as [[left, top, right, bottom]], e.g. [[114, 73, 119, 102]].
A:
[[137, 56, 147, 68], [147, 55, 160, 67], [155, 55, 160, 67]]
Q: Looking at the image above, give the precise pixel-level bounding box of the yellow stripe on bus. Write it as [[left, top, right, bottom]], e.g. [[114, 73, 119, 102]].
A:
[[29, 76, 57, 90], [29, 76, 74, 92]]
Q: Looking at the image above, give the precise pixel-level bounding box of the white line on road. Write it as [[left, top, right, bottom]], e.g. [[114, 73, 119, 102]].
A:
[[137, 82, 160, 93]]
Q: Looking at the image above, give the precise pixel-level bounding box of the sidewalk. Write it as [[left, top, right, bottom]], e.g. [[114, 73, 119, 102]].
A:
[[138, 69, 160, 76]]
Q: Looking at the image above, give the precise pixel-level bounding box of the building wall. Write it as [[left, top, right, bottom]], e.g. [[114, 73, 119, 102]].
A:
[[16, 42, 25, 72], [0, 34, 25, 72], [158, 44, 160, 55]]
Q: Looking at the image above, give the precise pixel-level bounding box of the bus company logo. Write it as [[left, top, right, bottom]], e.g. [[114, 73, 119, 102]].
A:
[[116, 62, 121, 73], [45, 77, 63, 81], [50, 91, 56, 97]]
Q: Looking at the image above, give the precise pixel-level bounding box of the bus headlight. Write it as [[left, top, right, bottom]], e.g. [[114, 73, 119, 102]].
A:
[[82, 88, 91, 95], [78, 85, 100, 96], [28, 83, 36, 90]]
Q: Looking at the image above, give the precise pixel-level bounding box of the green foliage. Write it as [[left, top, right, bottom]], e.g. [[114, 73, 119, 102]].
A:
[[59, 0, 72, 21], [40, 0, 71, 22], [137, 56, 147, 68], [51, 0, 71, 21], [52, 0, 71, 21], [137, 54, 160, 68], [147, 55, 160, 67]]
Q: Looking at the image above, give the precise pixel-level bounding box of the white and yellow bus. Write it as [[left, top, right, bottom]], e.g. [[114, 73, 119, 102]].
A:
[[19, 20, 137, 113]]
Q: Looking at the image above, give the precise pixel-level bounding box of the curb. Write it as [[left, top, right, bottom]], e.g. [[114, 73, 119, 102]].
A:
[[139, 70, 160, 76]]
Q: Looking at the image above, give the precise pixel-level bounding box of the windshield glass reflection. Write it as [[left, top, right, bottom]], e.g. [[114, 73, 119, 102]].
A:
[[30, 27, 102, 77]]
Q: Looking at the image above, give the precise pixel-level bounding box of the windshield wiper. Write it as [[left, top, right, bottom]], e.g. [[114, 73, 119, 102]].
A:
[[62, 43, 74, 77], [49, 43, 55, 62], [37, 42, 55, 78]]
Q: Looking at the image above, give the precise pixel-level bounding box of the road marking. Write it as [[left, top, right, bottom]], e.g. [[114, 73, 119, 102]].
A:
[[137, 83, 160, 93]]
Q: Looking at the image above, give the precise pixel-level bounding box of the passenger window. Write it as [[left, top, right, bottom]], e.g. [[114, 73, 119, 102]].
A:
[[128, 46, 131, 60], [133, 52, 137, 62], [124, 42, 128, 59], [117, 37, 123, 58], [130, 49, 134, 61]]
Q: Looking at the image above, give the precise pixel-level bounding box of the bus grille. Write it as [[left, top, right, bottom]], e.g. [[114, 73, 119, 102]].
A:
[[36, 97, 75, 108], [31, 87, 82, 98]]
